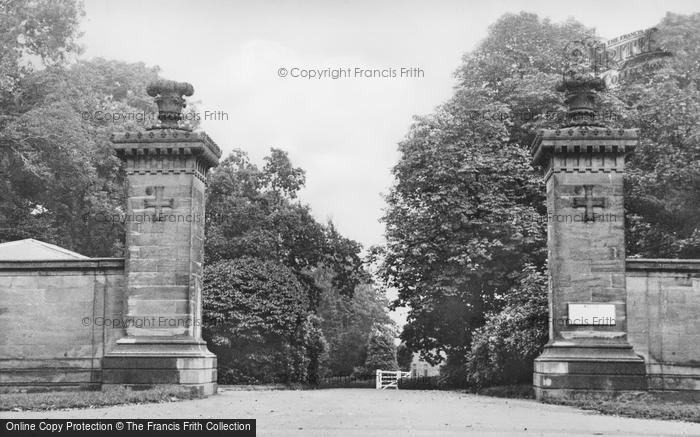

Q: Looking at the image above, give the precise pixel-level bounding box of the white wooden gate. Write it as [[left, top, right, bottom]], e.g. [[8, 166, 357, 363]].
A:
[[375, 370, 410, 389]]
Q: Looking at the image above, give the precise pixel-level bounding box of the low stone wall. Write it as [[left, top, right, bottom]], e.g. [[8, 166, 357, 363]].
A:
[[627, 259, 700, 392], [0, 259, 125, 392]]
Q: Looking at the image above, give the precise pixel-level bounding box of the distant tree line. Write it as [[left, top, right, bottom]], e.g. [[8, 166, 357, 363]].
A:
[[202, 148, 397, 383]]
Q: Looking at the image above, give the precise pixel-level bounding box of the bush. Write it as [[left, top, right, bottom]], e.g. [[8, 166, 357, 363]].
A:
[[203, 257, 326, 384], [317, 375, 375, 389], [397, 376, 441, 390], [465, 265, 548, 388], [438, 353, 470, 389]]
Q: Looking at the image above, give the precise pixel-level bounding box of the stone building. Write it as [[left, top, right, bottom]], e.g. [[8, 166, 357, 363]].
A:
[[409, 353, 441, 378]]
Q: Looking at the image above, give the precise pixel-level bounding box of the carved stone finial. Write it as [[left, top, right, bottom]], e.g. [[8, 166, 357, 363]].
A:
[[556, 76, 606, 127], [146, 79, 194, 130], [558, 40, 606, 127]]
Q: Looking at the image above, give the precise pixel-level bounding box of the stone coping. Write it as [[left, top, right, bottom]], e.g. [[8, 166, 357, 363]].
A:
[[626, 258, 700, 272], [110, 129, 221, 168], [0, 258, 124, 271], [2, 258, 695, 272], [535, 127, 639, 138], [530, 127, 638, 166]]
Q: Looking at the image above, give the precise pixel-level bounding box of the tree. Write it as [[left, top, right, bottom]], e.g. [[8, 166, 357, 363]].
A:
[[202, 257, 317, 384], [0, 58, 162, 256], [396, 343, 413, 372], [379, 110, 547, 365], [303, 314, 329, 385], [617, 13, 700, 258], [361, 326, 398, 376], [0, 0, 101, 252], [0, 0, 84, 94], [317, 272, 395, 376], [378, 13, 561, 369], [204, 149, 384, 382], [205, 148, 367, 307]]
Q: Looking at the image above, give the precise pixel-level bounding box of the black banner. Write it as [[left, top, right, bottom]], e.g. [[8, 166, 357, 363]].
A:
[[1, 419, 255, 437]]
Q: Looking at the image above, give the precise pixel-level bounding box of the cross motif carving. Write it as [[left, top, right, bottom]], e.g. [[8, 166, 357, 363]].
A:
[[144, 186, 174, 221], [572, 185, 605, 222]]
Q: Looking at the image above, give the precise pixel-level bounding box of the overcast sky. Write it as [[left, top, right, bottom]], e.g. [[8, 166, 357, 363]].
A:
[[81, 0, 698, 250]]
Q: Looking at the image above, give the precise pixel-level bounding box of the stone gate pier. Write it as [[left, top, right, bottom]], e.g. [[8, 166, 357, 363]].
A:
[[531, 74, 700, 400], [102, 80, 221, 395]]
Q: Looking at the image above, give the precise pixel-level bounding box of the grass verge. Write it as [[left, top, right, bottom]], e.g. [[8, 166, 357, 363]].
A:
[[546, 393, 700, 423], [477, 385, 700, 423], [477, 384, 535, 399], [0, 385, 203, 412], [220, 384, 305, 391]]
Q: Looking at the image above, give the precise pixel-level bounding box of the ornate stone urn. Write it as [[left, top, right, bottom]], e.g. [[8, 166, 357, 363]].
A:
[[146, 79, 194, 130]]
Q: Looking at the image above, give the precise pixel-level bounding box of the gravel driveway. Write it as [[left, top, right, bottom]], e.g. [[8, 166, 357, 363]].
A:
[[2, 388, 699, 436]]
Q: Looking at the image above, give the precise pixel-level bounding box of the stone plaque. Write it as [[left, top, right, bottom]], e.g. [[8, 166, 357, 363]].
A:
[[567, 303, 616, 325]]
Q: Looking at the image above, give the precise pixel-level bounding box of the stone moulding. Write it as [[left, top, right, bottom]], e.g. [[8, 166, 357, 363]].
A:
[[110, 130, 222, 183], [0, 258, 125, 271], [625, 258, 700, 272], [530, 127, 638, 182], [110, 129, 222, 169], [531, 127, 638, 165]]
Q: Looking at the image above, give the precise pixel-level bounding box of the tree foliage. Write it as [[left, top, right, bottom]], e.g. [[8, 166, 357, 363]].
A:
[[204, 149, 393, 382], [202, 257, 320, 384], [205, 149, 367, 307], [465, 265, 548, 388], [0, 0, 84, 93], [617, 13, 700, 258], [317, 273, 394, 376], [379, 13, 560, 367], [396, 343, 413, 372], [360, 326, 398, 376], [0, 2, 174, 257], [0, 58, 162, 255]]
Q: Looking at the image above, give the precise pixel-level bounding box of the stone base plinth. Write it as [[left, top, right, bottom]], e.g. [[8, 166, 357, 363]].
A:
[[0, 380, 101, 394], [533, 344, 646, 401], [103, 337, 217, 396], [647, 364, 700, 393], [0, 358, 102, 393]]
